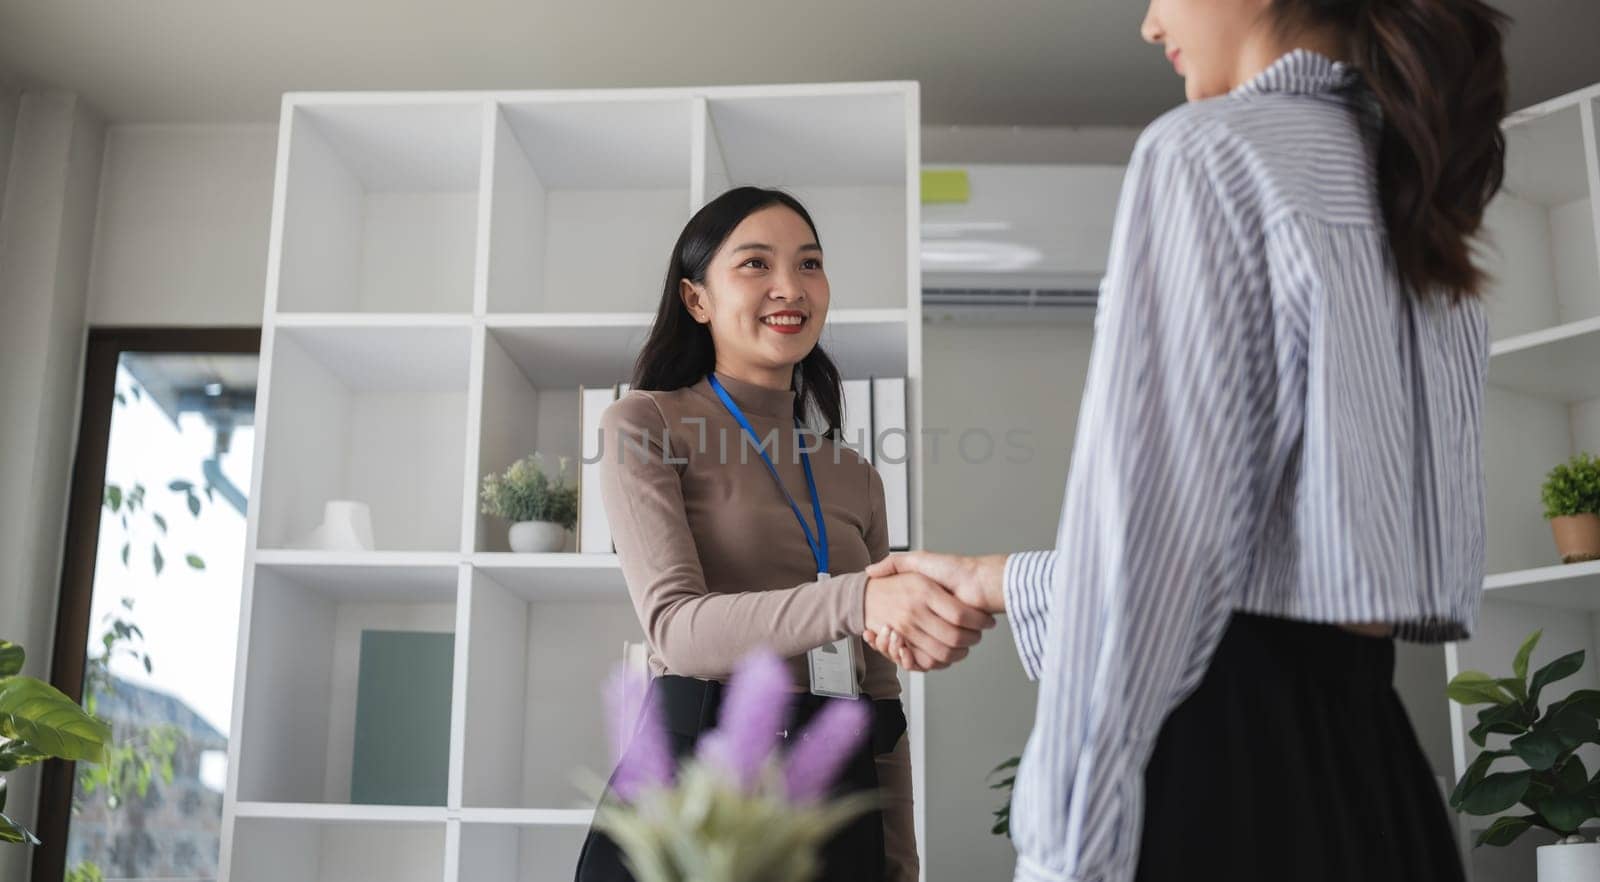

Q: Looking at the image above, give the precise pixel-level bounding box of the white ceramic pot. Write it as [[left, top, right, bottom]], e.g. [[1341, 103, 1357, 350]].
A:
[[509, 521, 566, 553], [294, 500, 376, 551], [1538, 840, 1600, 882]]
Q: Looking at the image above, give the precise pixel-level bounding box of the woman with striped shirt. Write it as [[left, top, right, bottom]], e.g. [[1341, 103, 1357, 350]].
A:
[[866, 0, 1509, 880]]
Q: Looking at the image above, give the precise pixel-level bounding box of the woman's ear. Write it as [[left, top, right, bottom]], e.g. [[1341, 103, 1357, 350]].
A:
[[680, 279, 711, 324]]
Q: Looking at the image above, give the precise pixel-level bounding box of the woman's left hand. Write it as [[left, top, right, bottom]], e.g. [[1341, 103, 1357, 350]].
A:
[[865, 625, 935, 672]]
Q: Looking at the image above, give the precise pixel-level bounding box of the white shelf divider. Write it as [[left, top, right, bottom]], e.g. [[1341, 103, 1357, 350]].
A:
[[1483, 559, 1600, 609]]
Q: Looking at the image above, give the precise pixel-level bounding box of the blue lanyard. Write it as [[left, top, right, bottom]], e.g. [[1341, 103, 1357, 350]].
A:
[[707, 374, 829, 576]]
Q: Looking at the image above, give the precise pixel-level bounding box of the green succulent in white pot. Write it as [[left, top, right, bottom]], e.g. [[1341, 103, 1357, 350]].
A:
[[480, 453, 579, 553]]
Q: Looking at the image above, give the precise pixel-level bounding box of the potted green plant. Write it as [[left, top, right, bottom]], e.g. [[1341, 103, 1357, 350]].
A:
[[0, 639, 110, 845], [1542, 453, 1600, 563], [480, 453, 579, 553], [1447, 629, 1600, 881]]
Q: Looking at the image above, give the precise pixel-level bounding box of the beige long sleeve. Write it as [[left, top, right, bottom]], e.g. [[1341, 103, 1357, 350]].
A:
[[597, 374, 899, 698]]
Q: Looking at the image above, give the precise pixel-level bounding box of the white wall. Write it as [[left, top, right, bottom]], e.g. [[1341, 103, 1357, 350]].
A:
[[0, 82, 20, 215], [0, 89, 105, 882], [88, 124, 277, 327], [920, 318, 1094, 880]]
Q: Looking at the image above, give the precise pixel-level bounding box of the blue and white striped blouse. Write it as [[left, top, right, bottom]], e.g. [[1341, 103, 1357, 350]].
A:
[[1000, 49, 1489, 882]]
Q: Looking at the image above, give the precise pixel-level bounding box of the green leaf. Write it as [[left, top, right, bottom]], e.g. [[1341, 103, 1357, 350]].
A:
[[1470, 703, 1532, 747], [1475, 815, 1534, 847], [0, 678, 110, 763], [187, 493, 200, 517], [1556, 756, 1588, 793], [1537, 791, 1593, 834], [0, 740, 49, 772], [185, 554, 205, 571], [1531, 651, 1586, 705], [130, 385, 141, 401], [167, 480, 193, 492], [1450, 750, 1512, 809], [1448, 671, 1516, 706], [1549, 703, 1600, 751], [153, 513, 167, 534], [0, 810, 40, 845], [1459, 770, 1532, 815], [153, 545, 164, 576], [1510, 729, 1566, 771], [1513, 630, 1542, 682], [105, 485, 123, 513], [114, 392, 126, 407], [1497, 677, 1529, 703], [0, 642, 23, 677], [120, 542, 130, 567]]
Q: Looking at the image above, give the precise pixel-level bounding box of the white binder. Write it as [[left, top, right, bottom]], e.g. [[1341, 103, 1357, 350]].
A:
[[872, 377, 910, 550], [579, 385, 619, 553], [841, 379, 874, 464]]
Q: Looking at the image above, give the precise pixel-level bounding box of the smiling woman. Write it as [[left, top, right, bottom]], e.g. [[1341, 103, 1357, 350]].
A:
[[572, 187, 987, 882]]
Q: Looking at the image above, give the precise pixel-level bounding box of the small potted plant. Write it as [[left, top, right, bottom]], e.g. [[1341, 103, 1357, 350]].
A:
[[1447, 629, 1600, 881], [1542, 453, 1600, 564], [479, 453, 579, 553]]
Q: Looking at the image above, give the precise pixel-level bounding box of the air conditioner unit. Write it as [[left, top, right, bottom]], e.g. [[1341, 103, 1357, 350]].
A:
[[921, 164, 1125, 320]]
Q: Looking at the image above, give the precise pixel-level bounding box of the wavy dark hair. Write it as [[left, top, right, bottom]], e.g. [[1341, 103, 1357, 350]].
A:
[[631, 186, 844, 437], [1275, 0, 1509, 301]]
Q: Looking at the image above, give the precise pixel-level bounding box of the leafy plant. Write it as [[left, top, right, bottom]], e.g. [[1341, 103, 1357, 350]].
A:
[[479, 453, 579, 530], [1447, 629, 1600, 847], [988, 755, 1019, 838], [77, 600, 179, 812], [1542, 452, 1600, 519], [592, 651, 877, 882], [0, 640, 111, 845]]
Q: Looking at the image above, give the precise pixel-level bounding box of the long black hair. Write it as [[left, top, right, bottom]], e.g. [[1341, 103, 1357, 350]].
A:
[[631, 186, 845, 437], [1275, 0, 1509, 301]]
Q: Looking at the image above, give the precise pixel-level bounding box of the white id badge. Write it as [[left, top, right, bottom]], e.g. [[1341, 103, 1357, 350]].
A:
[[807, 573, 860, 699]]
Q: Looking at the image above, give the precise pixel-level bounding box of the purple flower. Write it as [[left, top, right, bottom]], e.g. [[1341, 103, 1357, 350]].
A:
[[783, 697, 870, 803], [604, 664, 672, 801], [696, 649, 794, 791]]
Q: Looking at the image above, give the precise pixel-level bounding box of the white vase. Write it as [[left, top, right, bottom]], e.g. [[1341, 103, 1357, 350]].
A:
[[294, 500, 375, 551], [509, 521, 566, 553], [1538, 841, 1600, 882]]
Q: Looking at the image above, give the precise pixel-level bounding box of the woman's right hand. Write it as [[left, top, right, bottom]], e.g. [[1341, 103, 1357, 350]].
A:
[[863, 571, 995, 671]]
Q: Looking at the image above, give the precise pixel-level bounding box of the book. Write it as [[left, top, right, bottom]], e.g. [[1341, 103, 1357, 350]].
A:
[[579, 385, 619, 553], [841, 379, 874, 464], [350, 630, 454, 806], [872, 377, 910, 550]]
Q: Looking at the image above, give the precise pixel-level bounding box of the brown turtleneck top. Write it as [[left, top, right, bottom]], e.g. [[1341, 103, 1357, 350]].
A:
[[597, 371, 899, 700]]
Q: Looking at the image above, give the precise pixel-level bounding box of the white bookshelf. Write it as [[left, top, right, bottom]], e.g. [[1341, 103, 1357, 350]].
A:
[[221, 83, 924, 882], [1446, 82, 1600, 879]]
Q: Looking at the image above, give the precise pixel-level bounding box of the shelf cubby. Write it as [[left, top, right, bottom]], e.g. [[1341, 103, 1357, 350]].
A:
[[702, 89, 913, 312], [275, 101, 485, 315], [455, 567, 642, 811], [229, 816, 448, 882], [456, 818, 592, 882], [484, 97, 694, 315], [255, 324, 471, 553], [1478, 101, 1600, 340], [233, 561, 460, 806]]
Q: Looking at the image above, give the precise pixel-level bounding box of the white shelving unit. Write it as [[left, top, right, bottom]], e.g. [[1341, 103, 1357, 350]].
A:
[[1446, 81, 1600, 879], [221, 82, 924, 882]]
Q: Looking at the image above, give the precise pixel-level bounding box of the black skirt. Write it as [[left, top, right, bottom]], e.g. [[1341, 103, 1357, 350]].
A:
[[1135, 613, 1465, 882], [574, 675, 907, 882]]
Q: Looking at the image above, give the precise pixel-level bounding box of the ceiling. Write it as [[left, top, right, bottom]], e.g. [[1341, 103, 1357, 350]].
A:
[[2, 0, 1598, 127]]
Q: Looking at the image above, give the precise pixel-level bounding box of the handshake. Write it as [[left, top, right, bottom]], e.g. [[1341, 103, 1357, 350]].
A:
[[860, 551, 1009, 673]]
